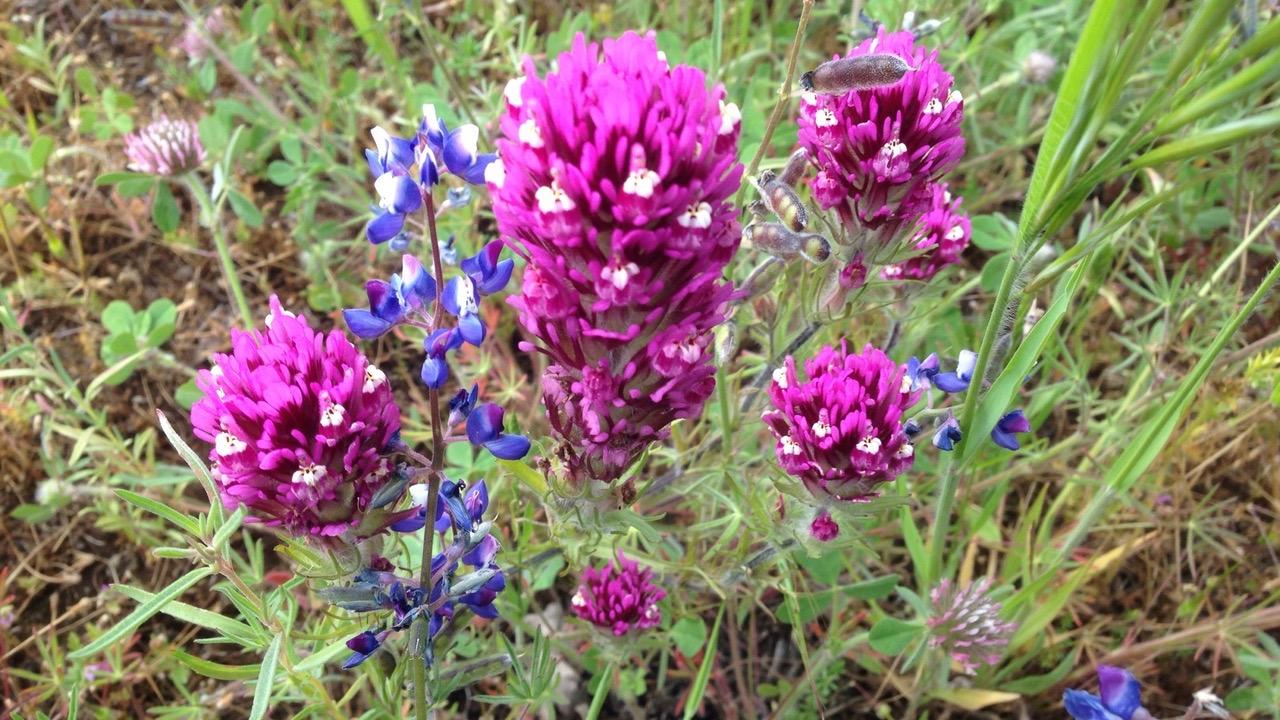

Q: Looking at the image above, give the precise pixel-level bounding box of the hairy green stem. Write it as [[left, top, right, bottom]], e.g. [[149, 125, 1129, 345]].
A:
[[183, 174, 253, 327]]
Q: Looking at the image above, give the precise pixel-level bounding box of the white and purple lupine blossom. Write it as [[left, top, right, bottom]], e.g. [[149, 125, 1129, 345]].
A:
[[1064, 666, 1154, 720], [124, 115, 207, 176], [934, 349, 977, 393], [903, 353, 940, 392], [342, 254, 436, 339], [466, 403, 532, 461], [926, 577, 1017, 674], [932, 415, 962, 451], [363, 105, 496, 245], [991, 409, 1032, 450], [331, 480, 504, 670]]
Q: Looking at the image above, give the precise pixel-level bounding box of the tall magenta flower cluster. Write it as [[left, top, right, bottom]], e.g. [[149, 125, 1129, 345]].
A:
[[571, 553, 666, 636], [190, 296, 401, 538], [489, 31, 744, 485], [763, 343, 918, 509], [926, 578, 1017, 674], [797, 29, 965, 236], [881, 183, 971, 281], [125, 115, 206, 176]]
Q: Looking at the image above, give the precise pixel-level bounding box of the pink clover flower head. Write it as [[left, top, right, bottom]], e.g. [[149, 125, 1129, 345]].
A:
[[570, 552, 666, 637]]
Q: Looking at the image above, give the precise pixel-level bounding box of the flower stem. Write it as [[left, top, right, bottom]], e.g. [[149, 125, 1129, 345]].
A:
[[182, 174, 253, 327], [413, 191, 448, 719]]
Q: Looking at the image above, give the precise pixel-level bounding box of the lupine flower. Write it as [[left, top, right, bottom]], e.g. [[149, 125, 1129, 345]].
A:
[[932, 415, 962, 451], [809, 510, 840, 542], [991, 409, 1031, 450], [903, 353, 940, 392], [797, 29, 964, 236], [342, 629, 390, 669], [466, 403, 531, 461], [447, 384, 479, 427], [881, 183, 971, 281], [571, 553, 666, 636], [763, 343, 918, 503], [342, 254, 436, 339], [124, 115, 207, 176], [1064, 666, 1153, 720], [926, 577, 1016, 674], [490, 31, 743, 485], [190, 296, 401, 538], [934, 349, 977, 393], [419, 328, 462, 389], [417, 105, 496, 186], [365, 126, 426, 244]]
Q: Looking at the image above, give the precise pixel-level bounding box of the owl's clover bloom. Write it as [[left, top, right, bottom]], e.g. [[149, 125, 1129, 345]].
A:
[[881, 183, 971, 281], [124, 115, 207, 176], [763, 343, 918, 504], [490, 32, 744, 484], [1064, 666, 1153, 720], [926, 577, 1016, 674], [797, 29, 964, 236], [571, 553, 666, 636], [190, 296, 401, 538]]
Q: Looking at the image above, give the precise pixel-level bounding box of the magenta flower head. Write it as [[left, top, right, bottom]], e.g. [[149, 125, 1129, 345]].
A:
[[763, 342, 918, 504], [881, 183, 970, 281], [926, 577, 1016, 674], [124, 115, 207, 176], [570, 553, 666, 637], [190, 296, 402, 539], [797, 29, 964, 235], [490, 32, 744, 485]]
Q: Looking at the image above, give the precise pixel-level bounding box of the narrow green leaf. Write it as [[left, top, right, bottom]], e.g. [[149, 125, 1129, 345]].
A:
[[1157, 49, 1280, 132], [113, 584, 260, 644], [211, 506, 246, 552], [68, 567, 213, 659], [682, 604, 724, 720], [156, 410, 220, 523], [115, 489, 202, 537], [172, 649, 261, 680], [1129, 110, 1280, 169], [295, 638, 351, 673], [152, 182, 181, 233], [338, 0, 399, 71], [585, 662, 614, 720], [94, 171, 153, 186], [249, 631, 283, 720]]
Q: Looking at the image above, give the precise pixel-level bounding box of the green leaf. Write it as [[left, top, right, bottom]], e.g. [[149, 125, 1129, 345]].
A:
[[867, 617, 922, 656], [156, 410, 221, 520], [145, 298, 177, 347], [228, 189, 263, 228], [280, 137, 303, 165], [101, 300, 135, 335], [248, 631, 283, 720], [113, 584, 259, 644], [671, 617, 708, 657], [117, 176, 157, 198], [115, 489, 202, 537], [266, 160, 298, 186], [1129, 110, 1280, 169], [845, 575, 899, 601], [1000, 650, 1076, 694], [94, 171, 153, 187], [10, 503, 55, 523], [968, 214, 1016, 252], [152, 183, 181, 233], [172, 649, 260, 680], [68, 567, 214, 659], [979, 252, 1010, 293], [175, 378, 202, 409], [212, 506, 246, 551]]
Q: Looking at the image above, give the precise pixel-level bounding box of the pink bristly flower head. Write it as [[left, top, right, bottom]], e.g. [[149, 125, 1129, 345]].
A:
[[490, 32, 744, 485], [190, 296, 401, 539], [926, 577, 1017, 674], [570, 553, 666, 637], [763, 342, 918, 502], [124, 115, 207, 176], [797, 29, 964, 237], [882, 183, 971, 281], [176, 7, 228, 62]]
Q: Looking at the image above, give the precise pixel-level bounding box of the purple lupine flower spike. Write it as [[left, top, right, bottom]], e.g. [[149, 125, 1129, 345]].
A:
[[441, 274, 486, 346], [365, 126, 422, 244], [460, 241, 515, 295], [763, 343, 919, 506], [882, 183, 971, 281], [797, 29, 965, 237], [934, 350, 977, 393], [571, 553, 666, 636], [417, 105, 495, 186], [1064, 666, 1152, 720], [342, 254, 436, 339], [466, 403, 531, 460], [991, 409, 1032, 450], [420, 328, 461, 389], [926, 578, 1017, 674], [447, 384, 480, 427], [190, 296, 400, 539], [124, 115, 206, 176], [491, 31, 744, 485], [342, 629, 388, 669], [904, 353, 940, 392]]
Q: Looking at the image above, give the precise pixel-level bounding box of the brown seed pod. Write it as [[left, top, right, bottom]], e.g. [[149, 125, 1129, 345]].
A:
[[777, 148, 810, 187], [800, 54, 910, 94]]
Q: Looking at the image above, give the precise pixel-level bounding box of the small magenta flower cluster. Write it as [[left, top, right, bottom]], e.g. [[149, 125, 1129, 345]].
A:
[[925, 577, 1016, 674]]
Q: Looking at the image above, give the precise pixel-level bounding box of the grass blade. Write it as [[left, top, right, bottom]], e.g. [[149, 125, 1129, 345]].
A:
[[682, 604, 725, 720]]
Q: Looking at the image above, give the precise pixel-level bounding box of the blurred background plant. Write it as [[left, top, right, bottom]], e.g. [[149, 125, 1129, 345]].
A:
[[1, 0, 1278, 718]]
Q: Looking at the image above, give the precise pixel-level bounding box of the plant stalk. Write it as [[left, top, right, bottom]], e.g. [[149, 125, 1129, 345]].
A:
[[183, 174, 254, 327]]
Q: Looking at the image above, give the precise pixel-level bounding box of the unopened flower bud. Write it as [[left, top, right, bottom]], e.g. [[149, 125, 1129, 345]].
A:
[[715, 322, 739, 365], [450, 568, 499, 597], [1022, 50, 1057, 84], [800, 54, 909, 95]]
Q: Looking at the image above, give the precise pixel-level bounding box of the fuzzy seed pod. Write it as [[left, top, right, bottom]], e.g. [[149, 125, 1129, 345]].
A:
[[760, 177, 808, 231], [744, 222, 802, 259], [714, 322, 739, 365], [801, 54, 910, 95], [740, 257, 784, 299], [778, 148, 810, 187]]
